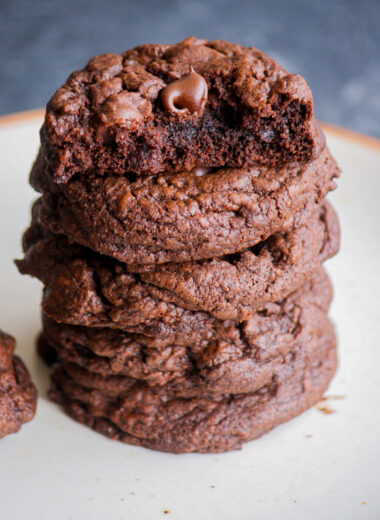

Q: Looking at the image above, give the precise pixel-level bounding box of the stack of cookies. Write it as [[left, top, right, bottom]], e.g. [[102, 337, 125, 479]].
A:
[[17, 38, 340, 453]]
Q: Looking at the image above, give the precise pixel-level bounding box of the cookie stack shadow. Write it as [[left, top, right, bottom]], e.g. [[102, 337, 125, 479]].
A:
[[17, 38, 340, 453]]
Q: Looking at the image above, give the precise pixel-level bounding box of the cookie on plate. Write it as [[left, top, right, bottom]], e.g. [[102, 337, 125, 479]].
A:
[[48, 319, 336, 453], [16, 202, 338, 330], [41, 37, 325, 183], [30, 146, 339, 264], [38, 268, 334, 398], [0, 331, 37, 439]]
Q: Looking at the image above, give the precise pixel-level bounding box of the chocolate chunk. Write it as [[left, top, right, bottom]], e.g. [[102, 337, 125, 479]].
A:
[[41, 38, 324, 183], [97, 91, 152, 129], [160, 69, 208, 116], [17, 35, 341, 454]]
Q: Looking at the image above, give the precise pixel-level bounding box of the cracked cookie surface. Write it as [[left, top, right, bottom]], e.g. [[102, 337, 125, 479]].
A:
[[38, 269, 334, 398], [48, 315, 337, 453], [16, 202, 338, 330], [30, 147, 339, 264], [41, 37, 324, 183]]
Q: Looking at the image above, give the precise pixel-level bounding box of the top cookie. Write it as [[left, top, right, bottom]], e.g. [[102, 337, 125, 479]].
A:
[[42, 37, 323, 183]]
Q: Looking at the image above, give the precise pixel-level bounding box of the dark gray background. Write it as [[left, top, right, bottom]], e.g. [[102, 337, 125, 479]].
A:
[[1, 0, 380, 137]]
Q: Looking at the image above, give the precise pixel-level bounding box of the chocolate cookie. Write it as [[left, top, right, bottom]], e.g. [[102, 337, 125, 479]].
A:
[[30, 146, 339, 264], [41, 37, 325, 184], [0, 331, 37, 439], [48, 322, 337, 453], [38, 268, 333, 398], [16, 200, 338, 331], [128, 202, 339, 320]]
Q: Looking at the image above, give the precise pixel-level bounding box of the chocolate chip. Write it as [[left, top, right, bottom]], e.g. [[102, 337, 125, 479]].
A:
[[161, 69, 208, 116], [97, 92, 152, 129]]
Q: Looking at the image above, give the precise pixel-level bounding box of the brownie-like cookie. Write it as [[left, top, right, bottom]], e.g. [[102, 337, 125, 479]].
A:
[[30, 146, 339, 264], [48, 322, 337, 453], [129, 202, 339, 320], [0, 331, 37, 439], [16, 199, 338, 330], [38, 268, 333, 398], [41, 37, 325, 184]]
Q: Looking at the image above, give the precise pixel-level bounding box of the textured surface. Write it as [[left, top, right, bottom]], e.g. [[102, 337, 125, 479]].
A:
[[48, 325, 337, 453], [14, 30, 342, 457], [30, 146, 339, 264], [0, 331, 37, 439], [40, 37, 323, 182], [16, 205, 338, 329], [1, 117, 379, 518], [38, 269, 333, 398], [1, 0, 379, 138]]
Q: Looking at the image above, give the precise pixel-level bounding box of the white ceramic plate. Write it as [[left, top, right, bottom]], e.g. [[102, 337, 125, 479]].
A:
[[0, 113, 379, 520]]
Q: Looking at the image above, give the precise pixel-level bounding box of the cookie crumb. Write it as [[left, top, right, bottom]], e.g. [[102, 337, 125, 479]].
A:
[[130, 492, 135, 495], [163, 509, 170, 514], [305, 434, 313, 438], [210, 485, 215, 488], [316, 404, 335, 414], [362, 501, 366, 505]]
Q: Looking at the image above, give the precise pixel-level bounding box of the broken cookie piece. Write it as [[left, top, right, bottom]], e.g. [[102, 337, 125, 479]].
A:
[[0, 331, 37, 439]]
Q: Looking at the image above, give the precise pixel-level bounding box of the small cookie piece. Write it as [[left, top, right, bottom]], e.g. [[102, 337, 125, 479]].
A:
[[37, 268, 334, 398], [30, 146, 339, 265], [47, 322, 337, 453], [16, 202, 338, 332], [0, 331, 37, 439], [41, 37, 324, 183]]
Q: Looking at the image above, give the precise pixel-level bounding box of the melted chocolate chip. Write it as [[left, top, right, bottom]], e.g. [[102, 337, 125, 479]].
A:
[[96, 91, 152, 139], [98, 92, 144, 126], [161, 70, 208, 116]]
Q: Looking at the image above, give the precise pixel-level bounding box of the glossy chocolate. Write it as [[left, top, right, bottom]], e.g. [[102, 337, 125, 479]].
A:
[[161, 69, 208, 116]]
